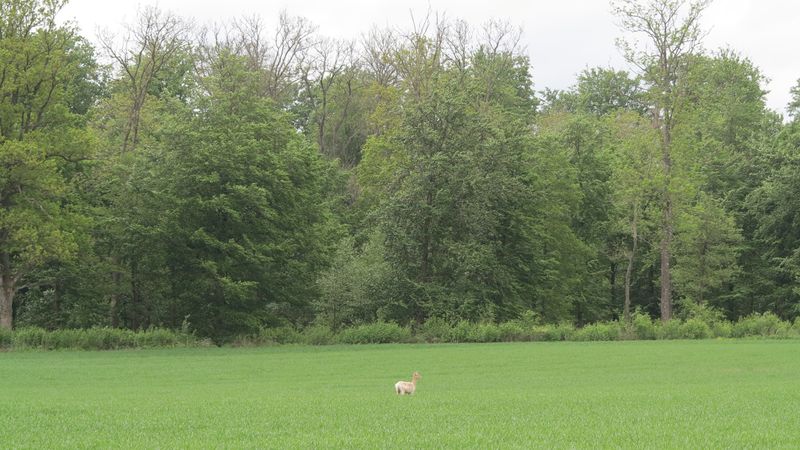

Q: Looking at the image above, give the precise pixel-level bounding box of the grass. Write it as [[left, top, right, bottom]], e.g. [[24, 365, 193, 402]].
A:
[[2, 340, 800, 448]]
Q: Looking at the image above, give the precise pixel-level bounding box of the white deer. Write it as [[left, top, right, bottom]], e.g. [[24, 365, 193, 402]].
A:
[[394, 371, 421, 395]]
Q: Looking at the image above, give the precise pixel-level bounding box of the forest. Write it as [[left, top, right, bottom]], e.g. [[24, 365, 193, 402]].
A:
[[1, 0, 799, 341]]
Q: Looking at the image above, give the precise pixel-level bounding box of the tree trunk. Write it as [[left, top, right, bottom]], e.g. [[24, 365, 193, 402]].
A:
[[0, 280, 15, 330], [624, 205, 639, 323], [659, 124, 673, 321], [1, 250, 16, 330], [110, 256, 122, 327]]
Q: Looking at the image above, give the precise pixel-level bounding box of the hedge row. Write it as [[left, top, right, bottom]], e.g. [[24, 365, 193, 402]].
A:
[[237, 312, 800, 346], [2, 312, 798, 351], [0, 327, 203, 351]]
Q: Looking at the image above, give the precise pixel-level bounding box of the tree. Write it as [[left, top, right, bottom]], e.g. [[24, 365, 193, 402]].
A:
[[151, 53, 340, 339], [99, 6, 192, 153], [0, 0, 95, 329], [606, 112, 661, 321], [788, 79, 800, 120], [612, 0, 711, 320]]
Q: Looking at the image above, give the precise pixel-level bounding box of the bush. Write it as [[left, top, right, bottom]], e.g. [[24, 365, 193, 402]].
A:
[[711, 320, 732, 338], [13, 327, 47, 349], [631, 311, 657, 340], [448, 321, 476, 343], [498, 322, 529, 341], [417, 317, 452, 343], [0, 327, 12, 349], [656, 320, 684, 340], [469, 323, 503, 343], [527, 323, 574, 341], [680, 318, 712, 339], [574, 322, 620, 341], [731, 313, 787, 338], [259, 326, 302, 345], [302, 325, 334, 345], [336, 322, 412, 344]]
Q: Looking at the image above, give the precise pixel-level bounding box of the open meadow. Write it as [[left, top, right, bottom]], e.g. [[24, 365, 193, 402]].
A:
[[2, 340, 800, 448]]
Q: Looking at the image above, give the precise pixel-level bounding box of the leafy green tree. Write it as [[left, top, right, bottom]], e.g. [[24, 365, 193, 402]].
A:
[[788, 79, 800, 120], [150, 53, 340, 339], [673, 193, 742, 305], [315, 233, 391, 330], [605, 111, 661, 321], [0, 0, 96, 329], [613, 0, 712, 320]]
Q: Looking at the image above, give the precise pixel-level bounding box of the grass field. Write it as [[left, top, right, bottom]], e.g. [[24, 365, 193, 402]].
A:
[[2, 340, 799, 448]]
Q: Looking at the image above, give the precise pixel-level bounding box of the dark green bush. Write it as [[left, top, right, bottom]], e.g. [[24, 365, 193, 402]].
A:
[[0, 327, 12, 349], [259, 326, 302, 345], [336, 322, 412, 344]]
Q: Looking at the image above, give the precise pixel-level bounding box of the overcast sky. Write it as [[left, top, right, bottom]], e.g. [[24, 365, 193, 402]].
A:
[[60, 0, 799, 116]]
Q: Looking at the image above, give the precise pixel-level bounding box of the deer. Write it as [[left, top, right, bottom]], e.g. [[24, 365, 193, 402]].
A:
[[394, 371, 421, 395]]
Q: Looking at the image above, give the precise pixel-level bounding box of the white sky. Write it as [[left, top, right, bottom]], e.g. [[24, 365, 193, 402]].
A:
[[60, 0, 799, 116]]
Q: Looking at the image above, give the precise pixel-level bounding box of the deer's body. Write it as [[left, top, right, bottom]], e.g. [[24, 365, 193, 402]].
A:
[[394, 372, 421, 395]]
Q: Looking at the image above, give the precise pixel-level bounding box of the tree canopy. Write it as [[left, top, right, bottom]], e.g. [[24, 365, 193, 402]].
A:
[[3, 0, 799, 340]]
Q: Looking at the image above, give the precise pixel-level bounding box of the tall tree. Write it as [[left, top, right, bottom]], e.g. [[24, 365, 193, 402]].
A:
[[99, 6, 191, 153], [152, 52, 340, 339], [0, 0, 94, 329], [612, 0, 711, 320]]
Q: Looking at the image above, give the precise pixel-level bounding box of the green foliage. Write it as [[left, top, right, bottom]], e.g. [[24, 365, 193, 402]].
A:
[[315, 233, 391, 330], [300, 325, 335, 345], [2, 5, 798, 337], [0, 0, 97, 329], [7, 327, 199, 350], [573, 322, 622, 341], [680, 318, 713, 339], [631, 310, 658, 340], [336, 322, 412, 344], [731, 313, 793, 338]]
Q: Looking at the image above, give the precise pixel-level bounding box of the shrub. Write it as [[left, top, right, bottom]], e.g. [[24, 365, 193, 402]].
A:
[[138, 328, 181, 348], [498, 322, 528, 341], [535, 323, 575, 341], [711, 321, 733, 338], [417, 317, 452, 343], [656, 320, 684, 340], [13, 327, 47, 349], [680, 318, 712, 339], [468, 323, 503, 343], [732, 313, 786, 338], [0, 327, 12, 349], [259, 326, 302, 345], [302, 325, 334, 345], [449, 321, 476, 343], [574, 322, 620, 341], [336, 322, 412, 344], [631, 311, 657, 340]]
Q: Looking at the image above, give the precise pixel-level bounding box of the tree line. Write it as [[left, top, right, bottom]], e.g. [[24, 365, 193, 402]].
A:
[[1, 0, 799, 341]]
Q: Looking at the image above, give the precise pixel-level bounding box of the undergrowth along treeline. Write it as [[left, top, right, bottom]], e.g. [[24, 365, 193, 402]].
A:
[[0, 327, 203, 351], [4, 311, 797, 351], [249, 312, 800, 345]]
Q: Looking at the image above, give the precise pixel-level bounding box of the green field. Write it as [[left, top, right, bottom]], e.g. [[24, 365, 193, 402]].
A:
[[2, 340, 799, 448]]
